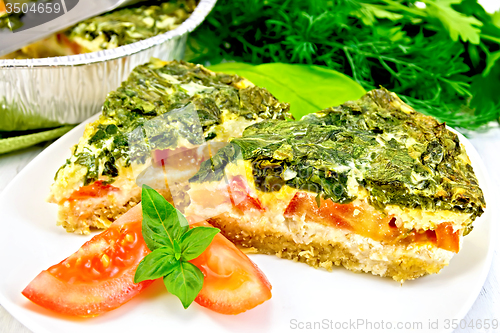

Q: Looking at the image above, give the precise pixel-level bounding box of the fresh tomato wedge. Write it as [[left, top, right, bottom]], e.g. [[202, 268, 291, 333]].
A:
[[23, 205, 271, 316], [190, 220, 272, 314], [22, 205, 152, 317]]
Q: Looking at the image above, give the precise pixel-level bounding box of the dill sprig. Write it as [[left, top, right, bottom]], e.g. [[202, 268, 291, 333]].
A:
[[188, 0, 500, 130]]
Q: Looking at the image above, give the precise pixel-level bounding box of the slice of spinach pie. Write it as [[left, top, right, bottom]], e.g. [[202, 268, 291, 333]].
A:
[[48, 59, 290, 234], [186, 88, 485, 282]]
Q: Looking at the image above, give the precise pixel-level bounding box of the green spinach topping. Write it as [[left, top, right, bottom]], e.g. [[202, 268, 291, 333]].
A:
[[191, 89, 485, 229], [57, 60, 290, 185], [134, 185, 219, 309], [67, 0, 198, 51]]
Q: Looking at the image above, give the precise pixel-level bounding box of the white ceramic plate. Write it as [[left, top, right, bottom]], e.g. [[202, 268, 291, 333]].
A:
[[0, 117, 495, 333]]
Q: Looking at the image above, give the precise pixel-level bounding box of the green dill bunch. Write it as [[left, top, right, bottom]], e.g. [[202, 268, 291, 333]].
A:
[[189, 0, 500, 130]]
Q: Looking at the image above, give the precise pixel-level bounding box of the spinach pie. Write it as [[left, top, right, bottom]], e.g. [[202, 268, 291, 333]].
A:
[[48, 59, 290, 234], [2, 0, 197, 59], [186, 88, 485, 282]]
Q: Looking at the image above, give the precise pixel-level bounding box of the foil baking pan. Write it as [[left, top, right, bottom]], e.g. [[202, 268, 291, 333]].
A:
[[0, 0, 217, 131]]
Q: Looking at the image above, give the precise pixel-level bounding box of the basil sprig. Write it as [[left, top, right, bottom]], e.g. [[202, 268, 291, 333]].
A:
[[134, 185, 220, 309]]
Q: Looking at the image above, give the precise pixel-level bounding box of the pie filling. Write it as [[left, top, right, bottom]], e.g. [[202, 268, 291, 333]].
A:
[[188, 175, 461, 253]]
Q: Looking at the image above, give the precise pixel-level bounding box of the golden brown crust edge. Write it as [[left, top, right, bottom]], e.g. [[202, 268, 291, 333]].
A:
[[207, 214, 448, 282], [56, 195, 142, 234], [56, 188, 178, 234]]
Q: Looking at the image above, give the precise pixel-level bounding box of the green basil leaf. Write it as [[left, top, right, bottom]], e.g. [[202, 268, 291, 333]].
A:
[[141, 185, 189, 251], [163, 261, 204, 309], [173, 239, 182, 261], [134, 247, 178, 283], [180, 226, 220, 261], [207, 62, 366, 120]]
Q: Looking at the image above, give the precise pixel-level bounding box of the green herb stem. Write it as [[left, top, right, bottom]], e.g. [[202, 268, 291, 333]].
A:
[[134, 185, 220, 309], [188, 0, 500, 130]]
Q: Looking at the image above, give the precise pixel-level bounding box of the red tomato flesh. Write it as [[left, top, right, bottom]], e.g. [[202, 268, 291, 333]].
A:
[[284, 191, 353, 230], [23, 205, 272, 316], [190, 220, 272, 314], [22, 205, 152, 317], [228, 176, 265, 213], [284, 191, 460, 252], [69, 180, 119, 201], [435, 222, 460, 253]]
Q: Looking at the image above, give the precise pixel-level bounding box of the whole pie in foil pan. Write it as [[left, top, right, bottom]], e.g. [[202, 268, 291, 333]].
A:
[[0, 0, 217, 131]]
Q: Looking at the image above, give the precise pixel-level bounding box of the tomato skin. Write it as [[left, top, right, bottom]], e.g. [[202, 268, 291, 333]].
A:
[[22, 205, 152, 317], [22, 269, 153, 317], [23, 205, 271, 316], [190, 221, 272, 315]]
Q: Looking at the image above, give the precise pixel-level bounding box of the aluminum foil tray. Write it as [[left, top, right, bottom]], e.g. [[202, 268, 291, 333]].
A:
[[0, 0, 217, 132]]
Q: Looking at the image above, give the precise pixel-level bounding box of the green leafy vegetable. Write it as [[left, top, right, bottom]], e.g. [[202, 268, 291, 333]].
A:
[[163, 261, 204, 309], [67, 0, 197, 52], [423, 0, 483, 43], [134, 247, 178, 282], [55, 59, 290, 187], [208, 62, 366, 119], [134, 185, 220, 309], [0, 125, 74, 155], [188, 0, 500, 130], [180, 227, 220, 261], [191, 89, 485, 235], [141, 184, 189, 250]]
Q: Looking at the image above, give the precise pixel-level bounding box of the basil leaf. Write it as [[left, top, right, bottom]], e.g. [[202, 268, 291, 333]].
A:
[[134, 247, 178, 283], [207, 62, 366, 120], [141, 185, 189, 251], [180, 226, 220, 261], [138, 186, 221, 309], [173, 239, 182, 261], [163, 261, 204, 309]]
